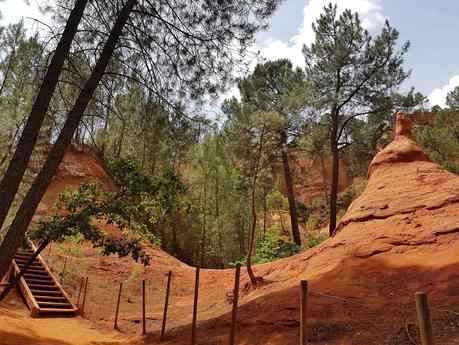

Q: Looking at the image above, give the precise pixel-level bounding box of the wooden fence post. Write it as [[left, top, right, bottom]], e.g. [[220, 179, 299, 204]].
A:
[[229, 263, 241, 345], [60, 257, 68, 285], [191, 266, 200, 345], [142, 279, 147, 335], [415, 292, 435, 345], [161, 271, 172, 340], [114, 282, 123, 330], [80, 277, 89, 316], [76, 277, 84, 307], [300, 280, 308, 345]]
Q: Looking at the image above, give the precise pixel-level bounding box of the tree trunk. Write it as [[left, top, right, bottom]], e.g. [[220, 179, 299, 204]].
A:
[[116, 120, 125, 158], [281, 148, 301, 246], [0, 0, 137, 279], [321, 158, 329, 206], [262, 188, 267, 241], [279, 210, 285, 232], [329, 106, 339, 237], [200, 175, 207, 268], [247, 125, 265, 285], [0, 0, 88, 234]]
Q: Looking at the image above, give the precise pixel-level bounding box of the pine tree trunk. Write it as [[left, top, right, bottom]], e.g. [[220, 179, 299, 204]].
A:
[[0, 0, 88, 233], [247, 125, 266, 285], [329, 106, 339, 237], [281, 149, 301, 246], [200, 175, 207, 268], [262, 188, 267, 241], [321, 158, 329, 205], [0, 0, 137, 279]]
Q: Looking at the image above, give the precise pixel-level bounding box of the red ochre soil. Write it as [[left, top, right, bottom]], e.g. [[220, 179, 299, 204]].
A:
[[1, 113, 459, 345]]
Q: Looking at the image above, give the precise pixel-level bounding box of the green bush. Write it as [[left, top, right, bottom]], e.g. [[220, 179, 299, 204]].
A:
[[230, 226, 301, 266], [306, 233, 328, 248]]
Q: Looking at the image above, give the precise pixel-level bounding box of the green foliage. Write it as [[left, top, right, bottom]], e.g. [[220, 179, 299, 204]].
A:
[[31, 157, 187, 265], [306, 233, 328, 248], [230, 226, 301, 266], [305, 213, 319, 233], [337, 186, 358, 209], [414, 109, 459, 174], [445, 86, 459, 110], [266, 189, 288, 211], [393, 88, 429, 114], [183, 131, 252, 267]]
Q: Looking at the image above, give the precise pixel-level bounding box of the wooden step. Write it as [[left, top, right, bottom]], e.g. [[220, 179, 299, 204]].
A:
[[14, 252, 35, 257], [37, 301, 71, 308], [35, 296, 68, 302], [14, 251, 34, 256], [24, 269, 48, 275], [16, 262, 44, 271], [15, 259, 41, 265], [24, 273, 51, 279], [14, 255, 38, 260], [14, 255, 35, 261], [28, 283, 58, 290], [12, 243, 78, 318], [24, 278, 54, 284], [30, 290, 64, 296], [38, 308, 78, 314]]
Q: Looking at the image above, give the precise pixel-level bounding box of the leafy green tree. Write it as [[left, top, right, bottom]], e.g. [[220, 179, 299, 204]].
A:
[[236, 59, 309, 246], [415, 109, 459, 174], [394, 88, 429, 114], [446, 85, 459, 110], [231, 226, 300, 266], [0, 22, 43, 171], [266, 189, 288, 232], [301, 116, 331, 204], [224, 94, 283, 283], [303, 3, 409, 236], [1, 156, 185, 300]]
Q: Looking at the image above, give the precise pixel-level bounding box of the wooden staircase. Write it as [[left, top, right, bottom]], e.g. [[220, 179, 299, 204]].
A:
[[9, 245, 78, 317]]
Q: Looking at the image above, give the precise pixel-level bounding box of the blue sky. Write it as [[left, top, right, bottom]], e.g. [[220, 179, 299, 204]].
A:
[[254, 0, 459, 107], [1, 0, 458, 107]]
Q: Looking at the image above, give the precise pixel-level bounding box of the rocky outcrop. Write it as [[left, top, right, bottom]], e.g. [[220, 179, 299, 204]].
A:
[[335, 112, 459, 237]]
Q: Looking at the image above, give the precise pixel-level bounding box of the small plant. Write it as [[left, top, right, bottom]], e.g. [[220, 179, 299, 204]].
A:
[[337, 186, 357, 209], [306, 233, 328, 248], [336, 209, 347, 223], [305, 213, 318, 232], [127, 267, 141, 283]]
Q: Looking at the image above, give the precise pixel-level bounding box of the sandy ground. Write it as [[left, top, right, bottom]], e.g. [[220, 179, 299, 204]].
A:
[[0, 291, 132, 345]]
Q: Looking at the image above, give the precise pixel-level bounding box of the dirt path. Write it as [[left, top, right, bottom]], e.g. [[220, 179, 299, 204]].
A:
[[0, 292, 133, 345]]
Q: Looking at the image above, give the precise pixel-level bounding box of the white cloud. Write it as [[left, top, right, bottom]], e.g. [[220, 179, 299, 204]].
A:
[[428, 75, 459, 108], [258, 0, 386, 68], [0, 0, 50, 32], [221, 0, 386, 102]]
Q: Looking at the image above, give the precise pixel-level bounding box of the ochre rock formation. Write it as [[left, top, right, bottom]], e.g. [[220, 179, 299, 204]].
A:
[[335, 112, 459, 241]]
